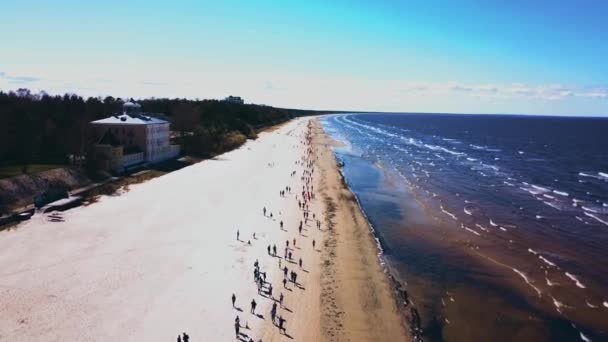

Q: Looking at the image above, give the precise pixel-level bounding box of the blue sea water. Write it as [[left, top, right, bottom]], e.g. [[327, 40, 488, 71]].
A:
[[321, 113, 608, 342]]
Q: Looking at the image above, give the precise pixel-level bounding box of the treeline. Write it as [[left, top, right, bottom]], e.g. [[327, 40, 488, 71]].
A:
[[0, 89, 318, 168]]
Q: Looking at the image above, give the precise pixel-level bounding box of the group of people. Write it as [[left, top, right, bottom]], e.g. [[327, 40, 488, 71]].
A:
[[229, 121, 323, 341]]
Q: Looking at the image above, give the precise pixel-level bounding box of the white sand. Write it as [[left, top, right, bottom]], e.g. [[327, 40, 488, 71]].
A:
[[0, 118, 314, 341]]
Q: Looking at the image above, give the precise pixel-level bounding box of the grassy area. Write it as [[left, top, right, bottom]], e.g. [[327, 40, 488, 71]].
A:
[[0, 164, 65, 179]]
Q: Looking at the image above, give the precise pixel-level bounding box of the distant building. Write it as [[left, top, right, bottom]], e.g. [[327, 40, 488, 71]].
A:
[[223, 95, 244, 104], [89, 102, 180, 173]]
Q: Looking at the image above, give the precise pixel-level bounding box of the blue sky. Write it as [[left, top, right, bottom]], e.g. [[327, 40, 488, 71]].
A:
[[1, 0, 607, 115]]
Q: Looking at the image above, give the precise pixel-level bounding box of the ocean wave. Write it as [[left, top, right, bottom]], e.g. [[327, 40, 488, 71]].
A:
[[580, 331, 592, 342], [512, 268, 542, 297], [579, 171, 605, 180], [528, 248, 538, 255], [565, 272, 586, 289], [475, 224, 489, 232], [499, 227, 508, 232], [440, 205, 458, 221], [604, 301, 608, 308], [464, 207, 473, 215], [423, 144, 466, 156], [546, 277, 557, 286], [583, 212, 608, 226], [553, 190, 569, 197], [551, 296, 567, 313], [463, 225, 481, 236], [586, 301, 597, 308], [503, 181, 514, 186], [532, 184, 551, 192], [543, 201, 562, 211], [543, 194, 556, 199], [582, 206, 600, 213], [539, 255, 557, 267]]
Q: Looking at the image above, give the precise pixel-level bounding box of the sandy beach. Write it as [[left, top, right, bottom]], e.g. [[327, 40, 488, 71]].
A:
[[0, 117, 408, 341]]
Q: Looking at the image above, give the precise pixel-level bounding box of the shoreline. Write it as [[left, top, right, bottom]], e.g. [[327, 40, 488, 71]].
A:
[[312, 118, 412, 341]]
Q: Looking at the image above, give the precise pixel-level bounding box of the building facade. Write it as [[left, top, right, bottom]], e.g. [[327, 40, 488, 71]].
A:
[[90, 102, 180, 172], [223, 95, 244, 104]]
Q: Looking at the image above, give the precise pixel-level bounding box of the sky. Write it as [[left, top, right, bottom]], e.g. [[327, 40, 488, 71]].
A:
[[1, 0, 607, 115]]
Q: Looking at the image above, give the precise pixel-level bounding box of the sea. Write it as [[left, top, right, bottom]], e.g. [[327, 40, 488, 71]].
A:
[[321, 113, 608, 342]]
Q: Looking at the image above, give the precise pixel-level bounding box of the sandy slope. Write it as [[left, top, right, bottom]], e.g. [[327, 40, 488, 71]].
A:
[[0, 117, 408, 341]]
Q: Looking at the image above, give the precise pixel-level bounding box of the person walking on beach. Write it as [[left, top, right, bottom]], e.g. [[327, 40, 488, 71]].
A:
[[293, 238, 296, 247], [237, 230, 240, 240], [299, 258, 302, 269], [235, 316, 240, 338], [283, 278, 287, 288], [273, 245, 277, 255], [263, 207, 266, 216], [278, 316, 286, 334], [271, 302, 277, 323], [251, 299, 257, 314], [182, 332, 189, 342], [232, 293, 236, 307], [279, 293, 284, 308], [312, 239, 316, 249], [280, 220, 283, 229], [177, 335, 182, 342], [267, 245, 271, 255]]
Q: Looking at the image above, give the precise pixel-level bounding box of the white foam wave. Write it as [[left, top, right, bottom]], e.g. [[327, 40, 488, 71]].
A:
[[586, 301, 597, 308], [539, 255, 556, 267], [512, 268, 542, 297], [551, 296, 567, 314], [440, 205, 458, 221], [464, 207, 473, 215], [553, 190, 569, 197], [599, 172, 608, 179], [603, 301, 608, 308], [584, 212, 608, 226], [500, 227, 507, 232], [582, 206, 600, 213], [543, 201, 562, 211], [464, 226, 481, 236], [536, 215, 544, 219], [424, 144, 465, 156], [543, 194, 556, 199], [531, 184, 551, 193], [565, 272, 586, 289], [580, 332, 592, 342], [528, 248, 538, 255], [489, 219, 498, 227], [579, 172, 603, 180], [475, 224, 489, 232], [546, 277, 557, 286]]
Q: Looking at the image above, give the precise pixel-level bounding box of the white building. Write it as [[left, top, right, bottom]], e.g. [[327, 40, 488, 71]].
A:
[[223, 96, 244, 104], [90, 102, 180, 172]]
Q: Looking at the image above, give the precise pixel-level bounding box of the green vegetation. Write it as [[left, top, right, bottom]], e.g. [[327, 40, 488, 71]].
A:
[[0, 164, 64, 179], [0, 89, 319, 174]]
